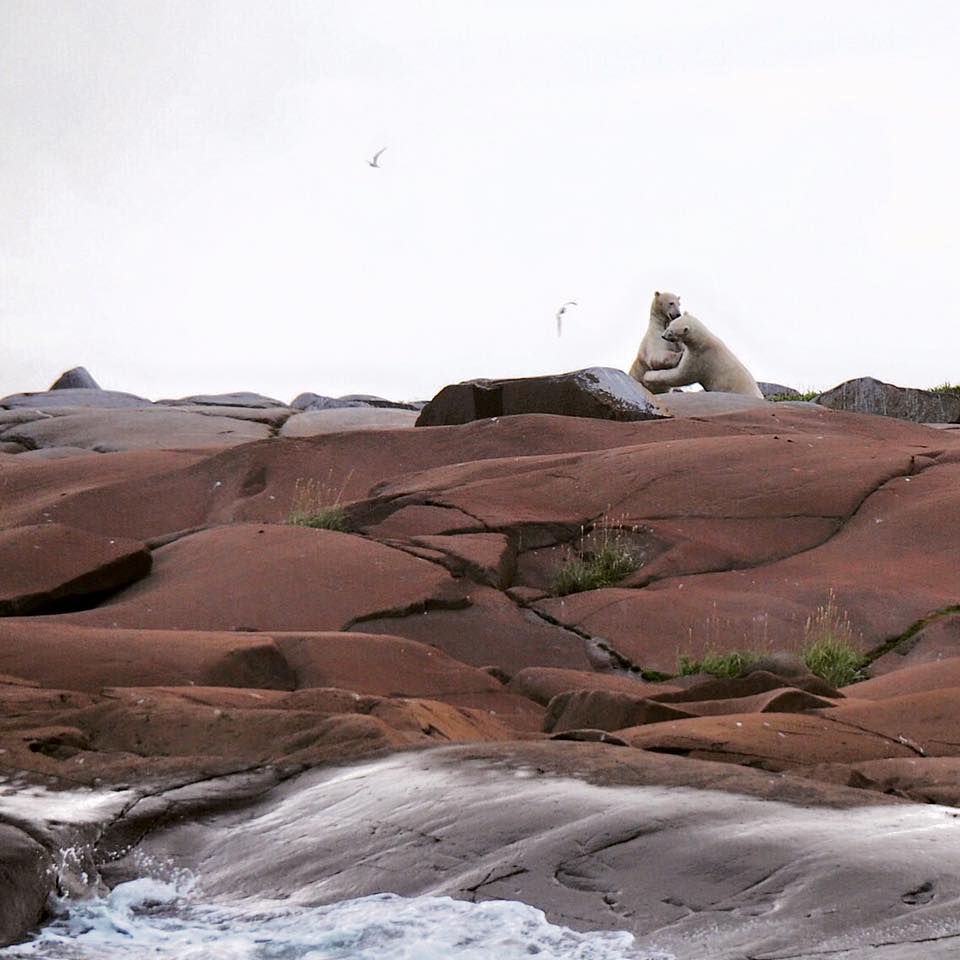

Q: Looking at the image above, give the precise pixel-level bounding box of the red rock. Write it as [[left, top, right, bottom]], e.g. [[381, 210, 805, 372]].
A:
[[817, 689, 960, 757], [0, 621, 296, 691], [66, 524, 456, 632], [361, 504, 479, 538], [506, 667, 681, 705], [867, 613, 960, 675], [409, 533, 515, 587], [814, 756, 960, 806], [272, 631, 544, 732], [0, 523, 151, 616], [351, 584, 593, 674], [621, 713, 915, 769], [544, 691, 692, 733], [674, 687, 837, 716], [844, 658, 960, 699]]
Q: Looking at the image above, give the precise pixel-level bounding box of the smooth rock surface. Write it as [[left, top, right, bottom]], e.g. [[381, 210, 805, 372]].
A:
[[49, 366, 100, 390], [0, 524, 151, 616]]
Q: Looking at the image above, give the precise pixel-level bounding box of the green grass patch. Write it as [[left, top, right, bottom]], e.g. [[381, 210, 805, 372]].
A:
[[677, 650, 760, 678], [287, 476, 351, 531], [290, 505, 349, 531], [554, 544, 639, 595], [928, 381, 960, 395], [675, 593, 867, 686]]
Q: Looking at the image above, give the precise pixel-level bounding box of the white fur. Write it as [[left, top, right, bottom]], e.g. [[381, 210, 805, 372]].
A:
[[642, 312, 763, 398], [628, 292, 682, 393]]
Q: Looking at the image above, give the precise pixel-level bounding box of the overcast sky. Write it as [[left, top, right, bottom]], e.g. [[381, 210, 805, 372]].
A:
[[3, 1, 959, 403]]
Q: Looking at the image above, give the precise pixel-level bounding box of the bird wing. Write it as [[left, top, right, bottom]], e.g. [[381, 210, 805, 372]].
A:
[[372, 147, 387, 163]]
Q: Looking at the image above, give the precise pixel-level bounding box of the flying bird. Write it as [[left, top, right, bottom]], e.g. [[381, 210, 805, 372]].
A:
[[368, 147, 387, 168], [555, 300, 577, 337]]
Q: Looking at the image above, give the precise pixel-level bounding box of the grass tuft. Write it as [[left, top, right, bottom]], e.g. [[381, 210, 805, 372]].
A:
[[928, 381, 960, 395], [287, 476, 352, 531], [553, 517, 640, 595], [801, 592, 864, 687], [675, 592, 866, 687], [677, 650, 760, 678]]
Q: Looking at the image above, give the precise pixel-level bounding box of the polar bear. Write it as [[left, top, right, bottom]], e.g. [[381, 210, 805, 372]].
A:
[[628, 291, 683, 392], [642, 312, 764, 398]]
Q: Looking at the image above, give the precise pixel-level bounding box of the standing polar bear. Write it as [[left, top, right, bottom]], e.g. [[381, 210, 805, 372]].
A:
[[628, 291, 683, 392], [642, 312, 764, 398]]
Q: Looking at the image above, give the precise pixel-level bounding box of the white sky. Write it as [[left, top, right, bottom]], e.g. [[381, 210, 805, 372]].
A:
[[2, 1, 959, 403]]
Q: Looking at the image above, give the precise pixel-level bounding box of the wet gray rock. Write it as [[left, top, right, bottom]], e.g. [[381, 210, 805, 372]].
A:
[[815, 377, 960, 423], [157, 392, 286, 409], [49, 366, 101, 390], [0, 389, 152, 410], [0, 822, 53, 948], [416, 367, 666, 426]]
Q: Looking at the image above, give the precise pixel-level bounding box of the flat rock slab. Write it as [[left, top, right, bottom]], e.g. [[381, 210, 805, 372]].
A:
[[157, 392, 286, 408], [2, 408, 270, 452], [0, 388, 152, 409], [416, 367, 665, 426], [0, 621, 297, 691], [0, 524, 151, 616], [506, 667, 682, 705], [108, 743, 960, 960], [66, 524, 458, 632], [652, 390, 772, 417], [351, 583, 594, 674], [846, 657, 960, 699], [816, 376, 960, 423], [280, 408, 419, 436]]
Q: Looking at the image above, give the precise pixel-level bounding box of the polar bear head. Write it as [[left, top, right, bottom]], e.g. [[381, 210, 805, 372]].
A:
[[661, 313, 700, 344], [652, 291, 682, 324]]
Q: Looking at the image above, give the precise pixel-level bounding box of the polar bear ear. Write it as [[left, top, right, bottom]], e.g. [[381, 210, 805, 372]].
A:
[[654, 291, 660, 297]]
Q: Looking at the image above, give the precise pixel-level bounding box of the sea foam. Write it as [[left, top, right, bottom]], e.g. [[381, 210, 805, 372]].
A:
[[1, 879, 669, 959]]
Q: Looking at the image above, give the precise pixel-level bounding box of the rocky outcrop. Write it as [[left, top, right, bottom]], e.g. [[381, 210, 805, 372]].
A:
[[49, 366, 100, 390], [4, 379, 960, 952], [416, 367, 665, 426], [816, 376, 960, 422]]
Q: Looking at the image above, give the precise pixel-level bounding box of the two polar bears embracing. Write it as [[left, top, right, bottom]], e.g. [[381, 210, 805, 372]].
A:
[[628, 291, 763, 398]]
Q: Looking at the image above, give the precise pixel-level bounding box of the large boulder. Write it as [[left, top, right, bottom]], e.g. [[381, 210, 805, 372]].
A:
[[0, 823, 52, 948], [415, 367, 666, 426], [815, 377, 960, 423], [49, 366, 100, 390]]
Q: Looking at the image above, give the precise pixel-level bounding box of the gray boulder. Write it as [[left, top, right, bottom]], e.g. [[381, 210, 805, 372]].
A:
[[815, 377, 960, 423], [757, 382, 801, 399], [291, 392, 419, 412], [0, 388, 152, 409], [49, 366, 100, 390], [416, 367, 666, 427], [157, 392, 286, 409]]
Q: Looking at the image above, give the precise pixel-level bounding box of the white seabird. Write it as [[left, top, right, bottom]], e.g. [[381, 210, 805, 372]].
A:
[[555, 300, 577, 337]]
